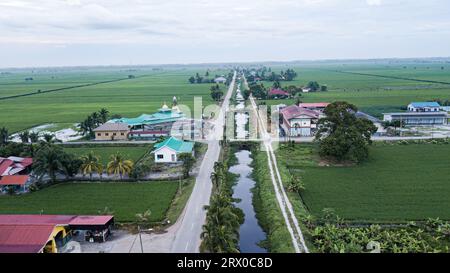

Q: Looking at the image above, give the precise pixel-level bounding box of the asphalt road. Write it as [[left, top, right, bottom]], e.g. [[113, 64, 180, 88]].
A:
[[170, 71, 236, 253]]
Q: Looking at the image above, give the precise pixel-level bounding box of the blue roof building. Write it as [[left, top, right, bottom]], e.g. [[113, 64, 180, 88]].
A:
[[408, 102, 441, 112]]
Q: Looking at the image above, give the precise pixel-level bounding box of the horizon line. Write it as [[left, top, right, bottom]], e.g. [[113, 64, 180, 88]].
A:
[[1, 56, 450, 70]]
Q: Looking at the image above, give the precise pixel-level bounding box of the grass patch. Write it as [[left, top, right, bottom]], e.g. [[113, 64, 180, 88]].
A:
[[166, 178, 196, 224], [0, 182, 181, 222], [251, 150, 295, 253], [63, 146, 150, 165]]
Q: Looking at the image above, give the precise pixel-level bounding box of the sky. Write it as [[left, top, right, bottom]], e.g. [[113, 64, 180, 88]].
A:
[[0, 0, 449, 67]]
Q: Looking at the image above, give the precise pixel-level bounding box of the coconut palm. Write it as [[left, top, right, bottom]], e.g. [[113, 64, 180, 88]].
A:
[[0, 127, 9, 145], [19, 131, 30, 143], [61, 153, 82, 179], [33, 145, 64, 182], [29, 131, 40, 143], [99, 108, 109, 123], [80, 152, 103, 180], [41, 133, 59, 144], [107, 153, 133, 179]]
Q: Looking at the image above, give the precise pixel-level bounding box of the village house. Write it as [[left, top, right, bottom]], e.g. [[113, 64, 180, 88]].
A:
[[152, 136, 194, 163], [407, 102, 441, 112], [0, 215, 114, 253], [301, 87, 311, 93], [93, 123, 129, 141], [280, 105, 320, 137], [268, 88, 290, 99], [214, 76, 227, 84], [0, 156, 33, 193]]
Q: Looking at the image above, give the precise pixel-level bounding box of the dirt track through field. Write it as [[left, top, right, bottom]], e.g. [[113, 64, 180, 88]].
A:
[[0, 72, 167, 101], [329, 70, 450, 85]]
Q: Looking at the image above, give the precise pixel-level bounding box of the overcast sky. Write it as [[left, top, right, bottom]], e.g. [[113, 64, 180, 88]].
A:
[[0, 0, 449, 67]]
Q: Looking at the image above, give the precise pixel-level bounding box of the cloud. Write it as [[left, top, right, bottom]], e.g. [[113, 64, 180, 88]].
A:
[[366, 0, 382, 6], [0, 0, 449, 66]]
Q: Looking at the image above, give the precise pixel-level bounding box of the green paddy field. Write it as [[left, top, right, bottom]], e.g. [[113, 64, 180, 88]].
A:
[[259, 62, 450, 118], [275, 142, 450, 222], [0, 67, 228, 133], [0, 182, 180, 222]]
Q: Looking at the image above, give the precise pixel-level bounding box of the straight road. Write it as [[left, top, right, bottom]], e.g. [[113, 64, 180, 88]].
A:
[[171, 71, 237, 253]]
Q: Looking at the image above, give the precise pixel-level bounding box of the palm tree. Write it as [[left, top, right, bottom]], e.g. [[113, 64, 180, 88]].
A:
[[0, 127, 9, 145], [91, 112, 101, 127], [107, 153, 133, 179], [18, 131, 30, 143], [33, 145, 64, 182], [29, 131, 40, 143], [41, 133, 59, 144], [80, 152, 103, 180], [99, 108, 109, 124], [60, 153, 82, 179], [78, 121, 90, 136]]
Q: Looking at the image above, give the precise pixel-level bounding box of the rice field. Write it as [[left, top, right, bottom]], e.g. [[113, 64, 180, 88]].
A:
[[0, 67, 229, 133]]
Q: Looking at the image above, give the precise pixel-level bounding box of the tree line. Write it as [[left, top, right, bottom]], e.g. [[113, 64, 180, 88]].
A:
[[201, 147, 243, 253]]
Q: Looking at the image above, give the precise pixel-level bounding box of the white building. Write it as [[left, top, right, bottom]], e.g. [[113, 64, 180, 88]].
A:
[[152, 137, 195, 163], [407, 102, 441, 112], [280, 105, 320, 137], [214, 76, 227, 84]]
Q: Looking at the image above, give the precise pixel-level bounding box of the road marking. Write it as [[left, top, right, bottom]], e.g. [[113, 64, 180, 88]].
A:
[[191, 223, 194, 230], [185, 241, 190, 251]]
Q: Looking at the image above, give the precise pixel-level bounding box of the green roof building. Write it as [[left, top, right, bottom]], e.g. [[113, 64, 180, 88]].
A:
[[109, 104, 185, 128], [152, 137, 194, 163]]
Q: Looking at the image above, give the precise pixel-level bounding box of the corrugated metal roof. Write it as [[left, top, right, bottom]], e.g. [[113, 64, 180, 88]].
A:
[[0, 159, 13, 176], [0, 225, 54, 253], [110, 110, 185, 127], [69, 215, 113, 226], [280, 105, 319, 120], [93, 122, 129, 132], [153, 136, 194, 153], [409, 102, 441, 108], [299, 103, 330, 108], [0, 175, 30, 186], [0, 215, 75, 225]]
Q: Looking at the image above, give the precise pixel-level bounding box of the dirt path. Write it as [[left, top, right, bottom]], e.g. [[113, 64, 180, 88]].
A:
[[249, 90, 309, 253]]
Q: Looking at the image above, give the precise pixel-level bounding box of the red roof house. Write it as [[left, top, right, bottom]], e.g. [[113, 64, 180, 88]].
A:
[[298, 103, 330, 111], [280, 105, 321, 137], [0, 156, 33, 176], [268, 88, 289, 98], [0, 175, 30, 186]]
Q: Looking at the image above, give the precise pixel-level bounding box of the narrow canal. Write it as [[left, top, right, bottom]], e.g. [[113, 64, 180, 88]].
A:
[[229, 150, 267, 253], [229, 79, 267, 253]]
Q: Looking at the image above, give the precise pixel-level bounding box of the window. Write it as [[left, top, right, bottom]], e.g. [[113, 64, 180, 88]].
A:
[[105, 133, 109, 136], [121, 133, 125, 136], [157, 154, 164, 159], [97, 133, 101, 136], [171, 154, 176, 162], [113, 133, 117, 136]]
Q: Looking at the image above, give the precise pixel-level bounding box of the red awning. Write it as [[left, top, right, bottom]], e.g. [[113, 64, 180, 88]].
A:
[[69, 215, 114, 226], [0, 175, 30, 186]]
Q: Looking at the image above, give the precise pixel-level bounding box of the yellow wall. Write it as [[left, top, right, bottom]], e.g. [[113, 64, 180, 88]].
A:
[[44, 226, 70, 253], [95, 130, 129, 141]]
